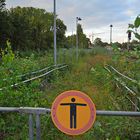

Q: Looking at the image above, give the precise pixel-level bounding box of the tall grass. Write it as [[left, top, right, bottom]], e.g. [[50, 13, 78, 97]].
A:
[[0, 46, 140, 140]]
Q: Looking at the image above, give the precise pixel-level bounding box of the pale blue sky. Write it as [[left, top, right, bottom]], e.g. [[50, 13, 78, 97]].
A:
[[6, 0, 140, 43]]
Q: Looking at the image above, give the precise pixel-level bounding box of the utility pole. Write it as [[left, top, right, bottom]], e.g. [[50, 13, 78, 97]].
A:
[[71, 30, 73, 47], [54, 0, 57, 65], [127, 31, 131, 51], [76, 17, 82, 61], [110, 24, 113, 44], [91, 33, 94, 44]]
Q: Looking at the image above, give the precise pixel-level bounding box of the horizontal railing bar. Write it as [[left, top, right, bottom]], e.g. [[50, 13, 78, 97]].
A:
[[96, 110, 140, 117], [19, 107, 51, 114], [0, 107, 51, 114], [0, 107, 140, 117], [0, 107, 19, 112]]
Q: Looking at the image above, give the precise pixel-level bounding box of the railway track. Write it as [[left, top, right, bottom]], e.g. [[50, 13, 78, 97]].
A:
[[0, 64, 68, 91], [104, 65, 140, 111]]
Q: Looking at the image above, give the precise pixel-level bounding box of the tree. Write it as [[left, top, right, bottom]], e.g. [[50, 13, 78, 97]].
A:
[[66, 24, 90, 49], [56, 19, 67, 47], [0, 5, 67, 51], [77, 24, 90, 48], [66, 35, 76, 48], [8, 7, 67, 51], [0, 0, 5, 11], [128, 15, 140, 41], [94, 38, 102, 46], [127, 15, 140, 50], [0, 0, 11, 48]]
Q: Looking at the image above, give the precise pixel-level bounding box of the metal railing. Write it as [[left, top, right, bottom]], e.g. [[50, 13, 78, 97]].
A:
[[0, 107, 140, 140]]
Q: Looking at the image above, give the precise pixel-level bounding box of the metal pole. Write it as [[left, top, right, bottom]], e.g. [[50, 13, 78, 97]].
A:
[[127, 37, 130, 51], [76, 17, 78, 61], [92, 33, 94, 44], [72, 30, 73, 47], [96, 110, 140, 117], [54, 0, 57, 65], [36, 114, 41, 140], [29, 114, 34, 140], [110, 25, 113, 44]]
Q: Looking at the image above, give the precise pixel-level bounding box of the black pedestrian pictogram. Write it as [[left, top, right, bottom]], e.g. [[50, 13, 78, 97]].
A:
[[60, 98, 87, 129]]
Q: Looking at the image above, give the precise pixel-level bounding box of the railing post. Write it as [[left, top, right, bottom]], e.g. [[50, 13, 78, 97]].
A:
[[134, 96, 138, 112], [36, 114, 41, 140], [29, 114, 34, 140]]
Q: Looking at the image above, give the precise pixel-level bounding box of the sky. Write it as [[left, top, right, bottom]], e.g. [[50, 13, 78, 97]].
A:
[[6, 0, 140, 43]]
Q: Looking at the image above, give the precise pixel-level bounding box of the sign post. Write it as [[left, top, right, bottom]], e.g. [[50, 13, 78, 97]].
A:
[[54, 0, 57, 65], [51, 90, 96, 135]]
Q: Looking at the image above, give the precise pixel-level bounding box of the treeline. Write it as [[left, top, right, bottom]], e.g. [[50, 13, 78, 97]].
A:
[[93, 37, 140, 50], [0, 0, 90, 52], [0, 0, 66, 51]]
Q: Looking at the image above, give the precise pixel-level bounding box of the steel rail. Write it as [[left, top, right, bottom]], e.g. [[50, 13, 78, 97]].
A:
[[124, 95, 139, 111], [0, 65, 68, 91], [2, 64, 65, 82], [104, 66, 139, 111], [107, 65, 137, 83], [115, 77, 136, 96], [104, 66, 137, 96]]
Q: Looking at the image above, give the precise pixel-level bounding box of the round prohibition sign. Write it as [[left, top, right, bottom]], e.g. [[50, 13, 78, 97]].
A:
[[51, 90, 96, 135]]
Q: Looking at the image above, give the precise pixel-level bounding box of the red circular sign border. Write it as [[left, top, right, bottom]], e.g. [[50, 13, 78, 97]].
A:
[[51, 90, 96, 135]]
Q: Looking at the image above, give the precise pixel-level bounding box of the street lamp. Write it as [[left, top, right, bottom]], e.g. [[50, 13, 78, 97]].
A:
[[76, 17, 82, 61], [110, 24, 113, 44], [54, 0, 57, 65]]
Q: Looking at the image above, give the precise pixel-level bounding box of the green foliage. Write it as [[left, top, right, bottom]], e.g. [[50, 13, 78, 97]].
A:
[[128, 14, 140, 41], [134, 15, 140, 28], [8, 7, 67, 51], [0, 47, 140, 139], [128, 24, 135, 29], [134, 32, 140, 40], [1, 40, 15, 65], [77, 24, 91, 48], [0, 3, 140, 139], [0, 6, 67, 51], [94, 38, 109, 48], [66, 24, 91, 49], [0, 0, 5, 11], [94, 38, 102, 46], [0, 0, 11, 47]]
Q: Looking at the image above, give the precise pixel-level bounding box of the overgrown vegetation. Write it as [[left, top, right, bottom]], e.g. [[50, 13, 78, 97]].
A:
[[0, 0, 140, 140], [0, 45, 140, 140]]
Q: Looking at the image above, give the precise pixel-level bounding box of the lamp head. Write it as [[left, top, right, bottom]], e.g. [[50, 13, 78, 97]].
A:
[[77, 17, 82, 21]]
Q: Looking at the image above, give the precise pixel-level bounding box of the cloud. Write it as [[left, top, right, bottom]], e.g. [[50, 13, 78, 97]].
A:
[[124, 9, 135, 17], [6, 0, 140, 43], [6, 0, 53, 11]]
